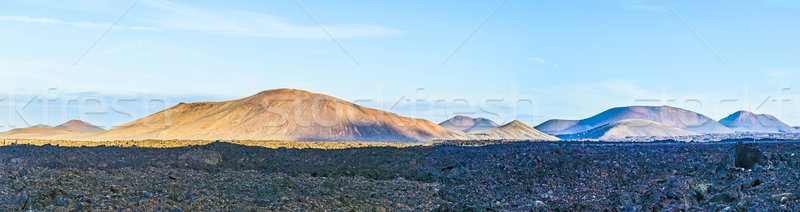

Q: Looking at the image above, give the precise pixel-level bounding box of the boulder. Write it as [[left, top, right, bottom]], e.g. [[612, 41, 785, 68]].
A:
[[179, 149, 222, 165], [734, 142, 765, 169]]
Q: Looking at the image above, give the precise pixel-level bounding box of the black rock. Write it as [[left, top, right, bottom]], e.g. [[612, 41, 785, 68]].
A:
[[709, 192, 737, 203], [9, 157, 23, 164], [734, 142, 765, 169], [54, 196, 70, 206], [9, 191, 30, 211]]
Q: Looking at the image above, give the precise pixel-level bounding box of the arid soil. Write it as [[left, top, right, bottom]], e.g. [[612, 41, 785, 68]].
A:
[[1, 141, 799, 211]]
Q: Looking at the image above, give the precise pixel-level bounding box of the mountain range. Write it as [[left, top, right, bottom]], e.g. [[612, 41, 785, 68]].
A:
[[558, 119, 699, 140], [439, 116, 499, 132], [534, 106, 733, 135], [0, 120, 104, 139], [1, 89, 799, 142], [468, 120, 560, 141]]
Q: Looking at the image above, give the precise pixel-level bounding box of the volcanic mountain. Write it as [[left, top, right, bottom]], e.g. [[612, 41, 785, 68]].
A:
[[29, 124, 53, 128], [718, 111, 795, 133], [81, 89, 467, 142], [55, 120, 105, 133], [468, 120, 560, 141], [535, 106, 733, 135], [0, 128, 78, 139], [0, 120, 103, 139], [439, 116, 499, 132], [559, 119, 699, 140]]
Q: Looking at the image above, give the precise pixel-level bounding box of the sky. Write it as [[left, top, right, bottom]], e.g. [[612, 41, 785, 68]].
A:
[[1, 0, 800, 130]]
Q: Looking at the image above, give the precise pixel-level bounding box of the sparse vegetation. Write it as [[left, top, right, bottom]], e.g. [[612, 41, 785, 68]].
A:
[[0, 139, 429, 149]]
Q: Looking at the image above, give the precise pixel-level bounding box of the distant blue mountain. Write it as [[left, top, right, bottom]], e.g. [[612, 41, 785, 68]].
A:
[[557, 119, 698, 140], [535, 106, 733, 135]]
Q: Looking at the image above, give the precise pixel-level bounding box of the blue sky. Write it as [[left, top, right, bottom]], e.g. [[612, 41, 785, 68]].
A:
[[1, 0, 800, 129]]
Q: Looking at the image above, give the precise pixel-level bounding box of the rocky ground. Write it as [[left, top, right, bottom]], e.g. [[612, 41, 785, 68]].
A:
[[1, 141, 799, 211]]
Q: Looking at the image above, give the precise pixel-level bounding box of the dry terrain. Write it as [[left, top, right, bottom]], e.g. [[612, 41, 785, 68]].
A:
[[0, 139, 428, 149], [1, 141, 799, 211]]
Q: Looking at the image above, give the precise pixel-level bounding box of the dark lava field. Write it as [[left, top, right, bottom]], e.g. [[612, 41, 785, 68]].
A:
[[1, 141, 799, 211]]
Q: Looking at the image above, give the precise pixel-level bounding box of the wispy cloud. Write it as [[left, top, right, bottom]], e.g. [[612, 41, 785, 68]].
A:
[[0, 15, 158, 31], [770, 69, 800, 79], [139, 0, 402, 39], [530, 57, 559, 67]]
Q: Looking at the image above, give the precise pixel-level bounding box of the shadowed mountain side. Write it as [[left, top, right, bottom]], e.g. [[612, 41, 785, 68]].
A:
[[468, 120, 560, 141], [558, 119, 699, 140], [533, 119, 579, 135], [535, 106, 733, 135], [58, 89, 467, 142], [719, 111, 795, 133], [438, 116, 499, 132]]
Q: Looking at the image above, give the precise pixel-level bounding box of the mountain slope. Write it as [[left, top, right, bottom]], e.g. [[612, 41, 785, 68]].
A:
[[533, 119, 579, 135], [718, 111, 795, 133], [0, 128, 78, 139], [55, 120, 105, 133], [439, 116, 499, 132], [468, 120, 560, 141], [535, 106, 733, 135], [80, 89, 466, 142], [0, 120, 103, 139], [559, 119, 699, 140], [29, 124, 52, 128]]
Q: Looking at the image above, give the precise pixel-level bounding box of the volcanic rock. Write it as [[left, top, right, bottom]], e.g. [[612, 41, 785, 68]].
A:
[[734, 142, 765, 169], [179, 149, 222, 165]]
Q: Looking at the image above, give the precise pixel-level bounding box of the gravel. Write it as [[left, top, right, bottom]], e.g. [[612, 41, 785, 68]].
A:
[[1, 141, 799, 211]]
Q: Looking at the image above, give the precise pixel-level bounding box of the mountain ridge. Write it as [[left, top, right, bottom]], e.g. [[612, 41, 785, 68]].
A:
[[535, 105, 733, 135], [439, 115, 499, 132], [468, 120, 560, 141], [558, 119, 699, 140], [55, 120, 105, 133], [719, 110, 795, 133]]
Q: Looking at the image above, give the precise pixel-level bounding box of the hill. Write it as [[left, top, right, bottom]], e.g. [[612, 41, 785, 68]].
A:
[[468, 120, 560, 141], [559, 119, 699, 140], [0, 120, 103, 139], [29, 124, 52, 128], [439, 116, 499, 132], [78, 89, 466, 142], [535, 106, 732, 135], [55, 120, 105, 133], [0, 128, 78, 139], [718, 111, 795, 133]]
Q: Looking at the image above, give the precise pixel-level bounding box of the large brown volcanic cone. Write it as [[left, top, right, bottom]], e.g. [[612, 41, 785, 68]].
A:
[[85, 89, 466, 142]]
